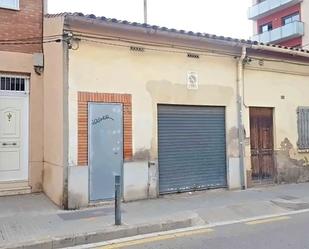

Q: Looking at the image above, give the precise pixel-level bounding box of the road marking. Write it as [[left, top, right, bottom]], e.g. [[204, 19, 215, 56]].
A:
[[246, 216, 290, 225], [97, 228, 214, 249]]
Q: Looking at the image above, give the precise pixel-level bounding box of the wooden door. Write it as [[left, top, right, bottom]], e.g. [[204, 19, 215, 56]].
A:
[[250, 107, 275, 181]]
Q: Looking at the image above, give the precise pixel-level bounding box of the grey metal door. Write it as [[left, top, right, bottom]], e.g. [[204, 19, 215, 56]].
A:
[[158, 105, 227, 194], [89, 103, 123, 201]]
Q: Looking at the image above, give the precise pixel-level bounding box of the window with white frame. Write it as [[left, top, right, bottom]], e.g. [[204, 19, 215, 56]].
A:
[[259, 22, 273, 34], [0, 76, 28, 93], [0, 0, 19, 10], [297, 107, 309, 150], [282, 12, 300, 25]]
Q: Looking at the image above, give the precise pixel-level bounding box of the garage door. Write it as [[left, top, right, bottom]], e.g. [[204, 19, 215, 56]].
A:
[[158, 105, 227, 194]]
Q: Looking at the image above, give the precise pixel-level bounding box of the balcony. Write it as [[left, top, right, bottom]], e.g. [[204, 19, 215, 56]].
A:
[[251, 21, 304, 44], [248, 0, 303, 20]]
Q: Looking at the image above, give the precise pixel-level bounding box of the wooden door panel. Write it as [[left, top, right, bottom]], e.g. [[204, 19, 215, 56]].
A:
[[251, 155, 260, 179], [250, 107, 274, 181], [260, 155, 274, 179]]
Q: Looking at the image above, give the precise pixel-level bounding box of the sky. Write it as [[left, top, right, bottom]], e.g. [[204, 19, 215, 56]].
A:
[[48, 0, 253, 39]]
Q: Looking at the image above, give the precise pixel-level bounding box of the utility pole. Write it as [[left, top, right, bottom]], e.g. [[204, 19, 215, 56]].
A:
[[144, 0, 148, 24]]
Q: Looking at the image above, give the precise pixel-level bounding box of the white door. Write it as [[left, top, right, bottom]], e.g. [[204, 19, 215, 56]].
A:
[[0, 93, 28, 182]]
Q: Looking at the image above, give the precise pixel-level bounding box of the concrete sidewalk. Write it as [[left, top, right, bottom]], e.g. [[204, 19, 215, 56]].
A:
[[1, 183, 309, 249]]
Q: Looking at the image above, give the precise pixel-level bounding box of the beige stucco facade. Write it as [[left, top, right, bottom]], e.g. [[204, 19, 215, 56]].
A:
[[67, 40, 240, 208], [44, 14, 309, 209], [68, 43, 238, 159], [243, 58, 309, 183], [0, 51, 44, 194], [43, 16, 66, 207]]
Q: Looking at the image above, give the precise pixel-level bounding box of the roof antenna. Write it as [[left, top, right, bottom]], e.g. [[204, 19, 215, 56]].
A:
[[144, 0, 148, 24]]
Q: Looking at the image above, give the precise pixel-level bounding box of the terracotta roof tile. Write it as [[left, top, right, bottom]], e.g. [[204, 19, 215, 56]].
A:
[[45, 12, 309, 54]]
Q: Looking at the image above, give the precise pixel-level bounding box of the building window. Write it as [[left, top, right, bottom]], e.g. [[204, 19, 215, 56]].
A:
[[0, 0, 19, 10], [260, 23, 273, 34], [297, 107, 309, 150], [282, 12, 300, 25], [0, 76, 28, 93]]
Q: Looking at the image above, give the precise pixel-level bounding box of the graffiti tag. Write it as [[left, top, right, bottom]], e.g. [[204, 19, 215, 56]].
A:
[[92, 115, 114, 126]]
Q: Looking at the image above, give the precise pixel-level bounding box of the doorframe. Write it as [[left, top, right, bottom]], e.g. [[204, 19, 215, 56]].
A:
[[0, 77, 30, 183], [87, 102, 124, 203], [249, 106, 276, 184]]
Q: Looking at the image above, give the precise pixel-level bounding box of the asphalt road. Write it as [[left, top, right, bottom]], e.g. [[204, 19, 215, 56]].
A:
[[97, 211, 309, 249]]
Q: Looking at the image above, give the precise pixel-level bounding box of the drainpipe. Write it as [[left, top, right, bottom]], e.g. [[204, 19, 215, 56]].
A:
[[237, 46, 247, 190], [62, 34, 70, 210]]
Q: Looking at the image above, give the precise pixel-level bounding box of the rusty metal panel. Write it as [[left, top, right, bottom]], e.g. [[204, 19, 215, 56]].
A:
[[158, 105, 227, 194]]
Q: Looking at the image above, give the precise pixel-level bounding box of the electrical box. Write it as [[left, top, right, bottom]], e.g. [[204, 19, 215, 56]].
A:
[[33, 53, 44, 67]]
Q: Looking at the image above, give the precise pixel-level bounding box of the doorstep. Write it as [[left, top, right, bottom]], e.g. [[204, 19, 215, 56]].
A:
[[0, 180, 31, 197], [251, 178, 276, 187]]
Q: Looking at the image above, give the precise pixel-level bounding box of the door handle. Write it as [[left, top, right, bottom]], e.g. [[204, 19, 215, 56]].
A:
[[2, 142, 17, 146]]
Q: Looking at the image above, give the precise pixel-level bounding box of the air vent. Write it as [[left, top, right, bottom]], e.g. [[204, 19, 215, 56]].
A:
[[187, 53, 200, 59], [130, 46, 145, 52]]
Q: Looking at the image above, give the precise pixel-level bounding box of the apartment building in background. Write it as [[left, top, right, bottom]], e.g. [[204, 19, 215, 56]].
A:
[[248, 0, 309, 48]]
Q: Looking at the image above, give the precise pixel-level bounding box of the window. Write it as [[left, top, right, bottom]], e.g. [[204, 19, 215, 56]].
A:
[[282, 12, 300, 25], [0, 76, 28, 93], [260, 23, 273, 34], [0, 0, 19, 10], [297, 107, 309, 150]]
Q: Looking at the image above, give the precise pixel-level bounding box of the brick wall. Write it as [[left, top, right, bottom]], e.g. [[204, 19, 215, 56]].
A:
[[0, 0, 43, 53], [257, 4, 301, 30], [279, 37, 302, 48], [78, 92, 133, 166]]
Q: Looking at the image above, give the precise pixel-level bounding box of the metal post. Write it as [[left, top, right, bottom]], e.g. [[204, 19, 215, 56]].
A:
[[115, 175, 121, 225]]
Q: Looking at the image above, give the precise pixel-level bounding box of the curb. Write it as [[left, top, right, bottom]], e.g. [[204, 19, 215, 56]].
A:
[[3, 215, 202, 249], [69, 207, 309, 249]]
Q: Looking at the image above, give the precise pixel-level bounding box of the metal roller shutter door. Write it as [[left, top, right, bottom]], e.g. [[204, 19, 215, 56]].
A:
[[158, 105, 227, 194]]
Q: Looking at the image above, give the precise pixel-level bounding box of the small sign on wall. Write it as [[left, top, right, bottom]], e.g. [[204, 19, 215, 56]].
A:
[[187, 71, 198, 90]]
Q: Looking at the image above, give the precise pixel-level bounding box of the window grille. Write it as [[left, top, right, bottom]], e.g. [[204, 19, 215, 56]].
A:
[[297, 107, 309, 150], [0, 76, 28, 93]]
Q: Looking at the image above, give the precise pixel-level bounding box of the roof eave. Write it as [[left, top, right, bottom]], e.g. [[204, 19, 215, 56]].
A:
[[47, 13, 309, 60], [64, 15, 249, 53]]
